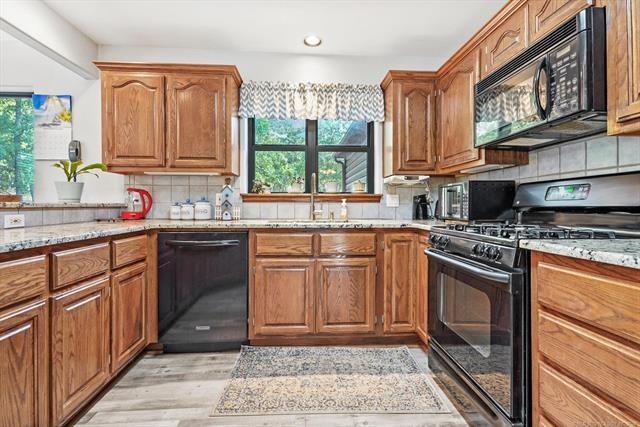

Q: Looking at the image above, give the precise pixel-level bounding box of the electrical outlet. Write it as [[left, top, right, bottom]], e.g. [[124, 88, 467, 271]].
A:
[[386, 194, 400, 207], [4, 214, 25, 229]]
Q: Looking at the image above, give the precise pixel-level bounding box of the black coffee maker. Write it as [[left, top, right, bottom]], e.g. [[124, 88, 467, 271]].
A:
[[413, 194, 433, 220]]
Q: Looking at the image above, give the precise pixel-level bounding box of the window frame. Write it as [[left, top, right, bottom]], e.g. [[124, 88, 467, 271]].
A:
[[248, 118, 374, 194]]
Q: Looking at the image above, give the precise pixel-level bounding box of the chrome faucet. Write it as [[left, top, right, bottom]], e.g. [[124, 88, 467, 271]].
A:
[[310, 173, 323, 220]]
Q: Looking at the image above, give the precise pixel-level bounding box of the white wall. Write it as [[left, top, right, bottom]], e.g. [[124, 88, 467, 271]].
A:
[[0, 32, 124, 203], [99, 45, 441, 84]]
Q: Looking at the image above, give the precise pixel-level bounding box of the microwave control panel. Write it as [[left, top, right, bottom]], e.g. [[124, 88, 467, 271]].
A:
[[545, 183, 591, 201], [549, 35, 582, 117]]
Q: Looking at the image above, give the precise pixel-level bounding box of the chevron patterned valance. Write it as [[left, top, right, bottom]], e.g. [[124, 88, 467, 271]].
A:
[[239, 81, 385, 122]]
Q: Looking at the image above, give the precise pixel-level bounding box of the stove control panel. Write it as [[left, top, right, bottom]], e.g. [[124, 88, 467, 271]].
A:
[[545, 183, 591, 201], [428, 232, 517, 268]]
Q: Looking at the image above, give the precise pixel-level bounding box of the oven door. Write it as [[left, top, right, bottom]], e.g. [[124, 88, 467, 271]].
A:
[[426, 248, 525, 421]]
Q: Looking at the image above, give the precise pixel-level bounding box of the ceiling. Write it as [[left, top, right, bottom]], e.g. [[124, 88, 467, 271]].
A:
[[43, 0, 507, 62]]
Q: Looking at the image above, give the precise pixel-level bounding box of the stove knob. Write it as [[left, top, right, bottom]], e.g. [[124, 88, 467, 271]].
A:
[[440, 237, 450, 247], [472, 243, 485, 256], [429, 234, 437, 244], [485, 246, 502, 260]]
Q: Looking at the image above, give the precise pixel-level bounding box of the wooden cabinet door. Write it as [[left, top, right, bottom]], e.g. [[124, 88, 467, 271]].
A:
[[395, 80, 437, 172], [166, 75, 226, 169], [437, 51, 481, 170], [415, 235, 429, 344], [480, 4, 528, 77], [528, 0, 592, 43], [607, 0, 640, 135], [0, 301, 47, 427], [253, 258, 314, 336], [383, 233, 417, 333], [316, 258, 376, 334], [51, 276, 110, 425], [111, 263, 147, 373], [102, 72, 165, 167]]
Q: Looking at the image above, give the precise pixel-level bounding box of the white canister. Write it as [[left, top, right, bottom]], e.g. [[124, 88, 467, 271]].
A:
[[194, 198, 212, 220], [180, 201, 195, 220], [170, 203, 182, 220]]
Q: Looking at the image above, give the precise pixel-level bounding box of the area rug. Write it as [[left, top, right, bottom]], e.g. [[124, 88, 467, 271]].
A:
[[211, 346, 451, 416]]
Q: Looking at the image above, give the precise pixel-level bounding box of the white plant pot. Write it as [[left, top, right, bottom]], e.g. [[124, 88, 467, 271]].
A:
[[290, 182, 304, 193], [324, 181, 338, 193], [55, 181, 85, 203]]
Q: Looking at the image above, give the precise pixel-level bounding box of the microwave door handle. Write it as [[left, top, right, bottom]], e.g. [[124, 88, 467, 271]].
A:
[[425, 249, 512, 284], [533, 58, 547, 120]]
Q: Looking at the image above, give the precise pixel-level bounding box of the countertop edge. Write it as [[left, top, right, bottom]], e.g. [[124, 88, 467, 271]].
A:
[[0, 220, 438, 254], [520, 239, 640, 270]]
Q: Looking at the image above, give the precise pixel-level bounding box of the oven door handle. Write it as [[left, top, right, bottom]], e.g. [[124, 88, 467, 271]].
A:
[[425, 249, 512, 284]]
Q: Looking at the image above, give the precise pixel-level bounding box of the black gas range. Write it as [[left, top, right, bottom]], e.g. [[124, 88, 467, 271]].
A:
[[426, 172, 640, 427]]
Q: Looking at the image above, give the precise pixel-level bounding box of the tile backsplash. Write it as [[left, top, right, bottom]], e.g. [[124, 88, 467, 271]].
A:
[[463, 134, 640, 182]]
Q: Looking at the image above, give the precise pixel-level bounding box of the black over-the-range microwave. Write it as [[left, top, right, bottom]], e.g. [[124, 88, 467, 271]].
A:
[[474, 7, 607, 151]]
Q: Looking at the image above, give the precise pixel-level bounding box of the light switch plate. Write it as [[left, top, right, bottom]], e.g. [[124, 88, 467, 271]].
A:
[[4, 214, 25, 229], [386, 194, 400, 207]]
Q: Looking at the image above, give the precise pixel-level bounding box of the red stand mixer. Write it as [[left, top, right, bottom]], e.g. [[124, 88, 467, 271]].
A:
[[121, 187, 153, 220]]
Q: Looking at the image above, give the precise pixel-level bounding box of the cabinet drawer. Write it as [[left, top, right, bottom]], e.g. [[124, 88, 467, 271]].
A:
[[536, 260, 640, 345], [537, 311, 640, 415], [112, 235, 148, 269], [255, 233, 313, 256], [538, 362, 637, 426], [51, 243, 110, 290], [318, 233, 376, 256], [0, 255, 47, 309]]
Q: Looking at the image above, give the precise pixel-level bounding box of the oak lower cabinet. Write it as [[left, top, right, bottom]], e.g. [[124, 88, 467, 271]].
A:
[[253, 258, 315, 336], [531, 252, 640, 426], [383, 233, 417, 334], [0, 300, 48, 427], [606, 0, 640, 135], [111, 262, 147, 373], [50, 276, 111, 426], [415, 234, 429, 344], [316, 258, 376, 334]]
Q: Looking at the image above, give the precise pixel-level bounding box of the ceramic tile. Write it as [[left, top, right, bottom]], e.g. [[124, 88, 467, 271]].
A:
[[153, 186, 172, 203], [294, 203, 311, 220], [361, 203, 380, 219], [171, 186, 189, 202], [346, 203, 363, 219], [241, 203, 260, 219], [488, 168, 504, 180], [537, 147, 560, 176], [618, 136, 640, 166], [260, 204, 278, 219], [171, 176, 189, 186], [395, 204, 413, 220], [586, 136, 618, 169], [518, 151, 538, 178], [560, 141, 586, 173], [277, 203, 295, 219], [42, 209, 64, 226], [189, 176, 208, 186], [152, 203, 171, 219], [152, 175, 172, 186], [189, 186, 208, 202], [134, 175, 153, 186], [21, 210, 43, 227]]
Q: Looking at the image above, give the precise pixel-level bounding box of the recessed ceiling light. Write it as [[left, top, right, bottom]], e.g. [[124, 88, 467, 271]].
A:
[[303, 35, 322, 47]]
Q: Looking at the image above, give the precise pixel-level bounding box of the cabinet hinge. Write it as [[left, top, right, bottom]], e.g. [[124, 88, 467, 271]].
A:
[[107, 354, 111, 366], [374, 265, 378, 275], [252, 266, 256, 274], [381, 314, 385, 324], [380, 241, 385, 251], [252, 318, 255, 326]]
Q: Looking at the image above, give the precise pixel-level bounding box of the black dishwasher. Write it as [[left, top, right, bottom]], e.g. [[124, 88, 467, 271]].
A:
[[158, 232, 248, 352]]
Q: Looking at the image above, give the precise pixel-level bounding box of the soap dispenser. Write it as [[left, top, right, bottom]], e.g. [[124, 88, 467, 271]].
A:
[[340, 198, 348, 221]]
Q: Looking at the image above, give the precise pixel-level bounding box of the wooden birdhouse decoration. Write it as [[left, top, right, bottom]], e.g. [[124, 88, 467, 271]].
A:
[[220, 177, 235, 221]]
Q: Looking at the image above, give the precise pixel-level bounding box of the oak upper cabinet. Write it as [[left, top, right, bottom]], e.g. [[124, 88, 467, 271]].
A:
[[166, 75, 227, 168], [253, 258, 315, 336], [111, 262, 147, 373], [607, 0, 640, 135], [383, 233, 417, 334], [415, 234, 429, 344], [316, 258, 376, 334], [381, 72, 438, 176], [51, 276, 111, 426], [96, 62, 242, 175], [0, 300, 47, 427], [480, 3, 528, 78], [528, 0, 592, 43], [437, 52, 481, 170], [101, 72, 166, 168]]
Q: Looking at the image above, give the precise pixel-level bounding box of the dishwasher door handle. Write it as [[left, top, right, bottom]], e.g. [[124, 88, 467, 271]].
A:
[[164, 239, 240, 248]]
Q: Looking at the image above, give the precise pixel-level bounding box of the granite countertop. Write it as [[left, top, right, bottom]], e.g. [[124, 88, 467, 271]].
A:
[[520, 239, 640, 270], [0, 219, 441, 253]]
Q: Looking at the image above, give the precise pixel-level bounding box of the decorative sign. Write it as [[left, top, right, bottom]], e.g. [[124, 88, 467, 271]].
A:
[[32, 94, 72, 160]]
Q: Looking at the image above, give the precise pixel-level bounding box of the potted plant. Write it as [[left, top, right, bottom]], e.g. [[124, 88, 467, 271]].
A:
[[321, 169, 338, 192], [52, 160, 107, 202], [290, 176, 304, 193], [251, 180, 272, 194]]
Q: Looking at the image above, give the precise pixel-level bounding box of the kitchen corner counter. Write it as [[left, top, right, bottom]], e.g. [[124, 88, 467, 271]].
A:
[[0, 219, 441, 253], [520, 239, 640, 270]]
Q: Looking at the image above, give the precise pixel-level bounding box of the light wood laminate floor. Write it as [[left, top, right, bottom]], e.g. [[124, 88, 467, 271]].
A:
[[76, 347, 470, 427]]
